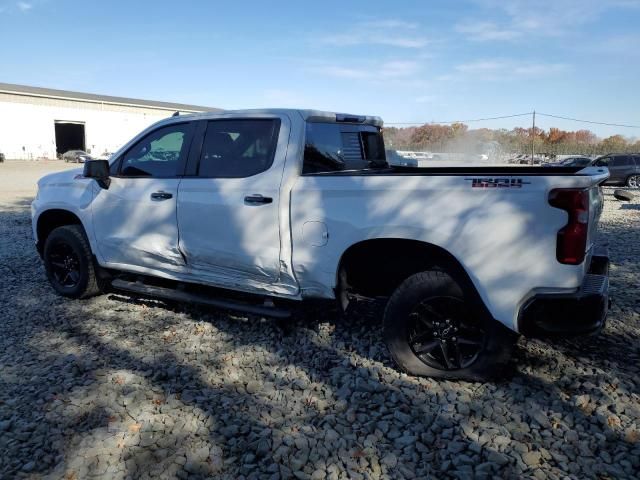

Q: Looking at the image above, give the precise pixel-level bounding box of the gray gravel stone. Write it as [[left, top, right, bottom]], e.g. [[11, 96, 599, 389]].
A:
[[381, 452, 398, 468], [487, 451, 510, 466], [0, 178, 639, 479], [522, 451, 542, 467]]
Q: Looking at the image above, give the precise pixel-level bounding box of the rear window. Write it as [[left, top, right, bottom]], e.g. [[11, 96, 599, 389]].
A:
[[303, 122, 386, 174]]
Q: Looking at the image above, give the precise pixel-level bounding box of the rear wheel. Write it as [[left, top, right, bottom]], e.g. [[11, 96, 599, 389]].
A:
[[383, 270, 515, 381], [626, 175, 639, 188], [43, 225, 103, 299]]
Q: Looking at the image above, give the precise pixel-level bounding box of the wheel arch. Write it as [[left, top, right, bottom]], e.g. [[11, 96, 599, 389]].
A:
[[335, 238, 492, 319], [36, 209, 85, 256]]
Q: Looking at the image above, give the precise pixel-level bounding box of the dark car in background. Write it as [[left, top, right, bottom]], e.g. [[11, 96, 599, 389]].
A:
[[543, 156, 594, 168], [594, 154, 640, 188], [0, 152, 5, 163], [62, 150, 92, 163], [557, 156, 594, 168]]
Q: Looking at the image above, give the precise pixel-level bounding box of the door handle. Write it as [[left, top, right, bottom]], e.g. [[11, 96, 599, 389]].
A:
[[244, 194, 273, 205], [151, 191, 173, 200]]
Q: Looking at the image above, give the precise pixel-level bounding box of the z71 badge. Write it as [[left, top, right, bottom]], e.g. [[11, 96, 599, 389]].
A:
[[465, 178, 531, 188]]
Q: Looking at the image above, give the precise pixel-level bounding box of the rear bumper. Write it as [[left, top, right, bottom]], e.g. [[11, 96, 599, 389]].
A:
[[518, 246, 610, 338]]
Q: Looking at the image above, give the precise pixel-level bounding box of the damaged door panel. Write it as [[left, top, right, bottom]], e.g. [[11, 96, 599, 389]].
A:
[[177, 117, 286, 284], [91, 121, 195, 271]]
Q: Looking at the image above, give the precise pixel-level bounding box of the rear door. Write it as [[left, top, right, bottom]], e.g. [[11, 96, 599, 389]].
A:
[[595, 155, 626, 183], [610, 155, 632, 183], [92, 121, 195, 271], [177, 116, 286, 285]]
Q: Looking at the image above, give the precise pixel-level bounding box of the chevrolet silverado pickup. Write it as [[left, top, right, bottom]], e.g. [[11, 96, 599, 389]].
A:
[[31, 109, 611, 380]]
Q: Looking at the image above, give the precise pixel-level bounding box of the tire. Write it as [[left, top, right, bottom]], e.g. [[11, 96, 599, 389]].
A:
[[383, 270, 516, 381], [613, 189, 635, 201], [43, 225, 103, 299], [626, 175, 640, 189]]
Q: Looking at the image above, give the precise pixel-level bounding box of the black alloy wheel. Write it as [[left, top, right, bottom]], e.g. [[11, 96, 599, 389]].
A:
[[46, 240, 81, 288], [383, 270, 516, 380], [43, 225, 104, 298], [407, 296, 485, 370]]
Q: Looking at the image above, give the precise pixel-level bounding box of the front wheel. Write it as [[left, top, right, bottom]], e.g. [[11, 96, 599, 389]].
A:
[[43, 225, 103, 299], [626, 175, 640, 188], [383, 270, 516, 381]]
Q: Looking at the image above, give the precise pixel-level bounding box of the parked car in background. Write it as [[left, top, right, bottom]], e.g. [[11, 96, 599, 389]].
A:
[[96, 151, 114, 161], [543, 156, 594, 168], [593, 154, 640, 188], [62, 150, 92, 163], [0, 152, 5, 163]]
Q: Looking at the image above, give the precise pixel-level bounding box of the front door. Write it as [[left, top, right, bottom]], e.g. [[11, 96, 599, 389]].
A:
[[177, 117, 285, 285], [92, 121, 194, 272]]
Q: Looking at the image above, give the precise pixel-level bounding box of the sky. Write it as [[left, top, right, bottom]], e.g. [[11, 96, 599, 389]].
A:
[[1, 0, 640, 137]]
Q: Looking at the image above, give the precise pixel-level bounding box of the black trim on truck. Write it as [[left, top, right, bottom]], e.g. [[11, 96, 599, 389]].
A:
[[303, 166, 610, 177], [518, 246, 610, 338]]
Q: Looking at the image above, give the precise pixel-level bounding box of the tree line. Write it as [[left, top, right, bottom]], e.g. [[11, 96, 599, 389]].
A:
[[383, 122, 640, 156]]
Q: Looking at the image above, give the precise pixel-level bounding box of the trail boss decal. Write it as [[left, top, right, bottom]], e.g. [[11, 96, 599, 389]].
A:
[[465, 178, 531, 188]]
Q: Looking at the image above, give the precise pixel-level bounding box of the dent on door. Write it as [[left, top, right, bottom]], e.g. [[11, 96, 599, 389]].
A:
[[92, 179, 185, 270]]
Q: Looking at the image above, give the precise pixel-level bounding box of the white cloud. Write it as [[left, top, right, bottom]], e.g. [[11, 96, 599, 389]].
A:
[[458, 0, 640, 41], [360, 19, 419, 30], [17, 2, 32, 11], [456, 60, 506, 72], [454, 59, 568, 79], [380, 61, 420, 77], [319, 19, 430, 49], [455, 21, 521, 41], [312, 60, 421, 80], [322, 33, 429, 49]]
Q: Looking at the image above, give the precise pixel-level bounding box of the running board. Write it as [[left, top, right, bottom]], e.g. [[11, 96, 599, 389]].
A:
[[111, 279, 291, 319]]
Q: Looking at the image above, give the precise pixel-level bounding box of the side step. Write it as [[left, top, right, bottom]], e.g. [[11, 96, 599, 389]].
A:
[[111, 279, 291, 319]]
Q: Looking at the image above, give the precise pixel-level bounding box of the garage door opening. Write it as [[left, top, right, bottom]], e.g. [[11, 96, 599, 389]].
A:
[[54, 121, 85, 157]]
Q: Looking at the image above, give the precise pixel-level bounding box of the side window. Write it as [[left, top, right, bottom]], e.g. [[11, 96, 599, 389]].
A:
[[595, 157, 610, 167], [303, 123, 387, 174], [611, 156, 630, 166], [197, 119, 280, 178], [120, 123, 193, 177]]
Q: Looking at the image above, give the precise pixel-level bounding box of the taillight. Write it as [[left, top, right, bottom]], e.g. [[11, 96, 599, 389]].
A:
[[549, 188, 589, 265]]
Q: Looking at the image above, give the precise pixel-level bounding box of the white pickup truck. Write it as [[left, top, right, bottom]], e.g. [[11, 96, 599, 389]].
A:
[[31, 109, 610, 380]]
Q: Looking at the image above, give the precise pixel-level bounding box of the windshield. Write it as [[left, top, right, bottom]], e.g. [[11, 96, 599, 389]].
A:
[[303, 122, 387, 174]]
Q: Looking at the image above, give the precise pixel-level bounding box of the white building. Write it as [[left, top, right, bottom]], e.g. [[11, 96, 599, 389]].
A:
[[0, 82, 219, 160]]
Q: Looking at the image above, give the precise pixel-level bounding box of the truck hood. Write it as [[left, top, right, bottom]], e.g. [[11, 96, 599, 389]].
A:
[[37, 167, 83, 188]]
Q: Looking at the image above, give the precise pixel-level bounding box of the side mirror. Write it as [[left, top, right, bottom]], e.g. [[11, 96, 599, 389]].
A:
[[83, 160, 111, 189]]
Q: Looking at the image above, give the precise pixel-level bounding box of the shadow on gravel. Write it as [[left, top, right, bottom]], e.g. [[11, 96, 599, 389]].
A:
[[620, 203, 640, 210], [1, 196, 640, 479]]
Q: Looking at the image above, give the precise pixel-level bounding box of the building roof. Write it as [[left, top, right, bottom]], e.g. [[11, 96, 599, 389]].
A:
[[0, 82, 220, 113]]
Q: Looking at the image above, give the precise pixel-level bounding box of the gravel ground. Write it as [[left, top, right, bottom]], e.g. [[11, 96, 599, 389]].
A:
[[1, 162, 639, 479]]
